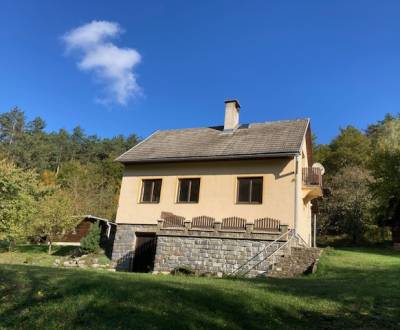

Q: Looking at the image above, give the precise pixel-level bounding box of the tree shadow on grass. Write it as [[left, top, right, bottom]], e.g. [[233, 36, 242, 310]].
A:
[[1, 260, 400, 329], [9, 244, 78, 257], [0, 240, 9, 252], [51, 245, 79, 257], [332, 246, 400, 258], [231, 258, 400, 329], [13, 244, 49, 253], [0, 265, 348, 330]]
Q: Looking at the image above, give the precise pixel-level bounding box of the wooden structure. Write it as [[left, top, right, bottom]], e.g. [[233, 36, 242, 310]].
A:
[[192, 216, 215, 229], [58, 215, 116, 246], [254, 217, 280, 231], [221, 217, 247, 230]]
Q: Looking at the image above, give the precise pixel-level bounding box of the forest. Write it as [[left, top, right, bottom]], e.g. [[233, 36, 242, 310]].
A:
[[0, 107, 400, 249], [0, 107, 138, 251]]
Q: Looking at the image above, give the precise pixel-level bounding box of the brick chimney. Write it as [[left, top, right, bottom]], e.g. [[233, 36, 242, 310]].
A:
[[224, 99, 240, 131]]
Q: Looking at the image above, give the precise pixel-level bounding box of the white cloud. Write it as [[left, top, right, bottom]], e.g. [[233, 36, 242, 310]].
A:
[[62, 21, 141, 105]]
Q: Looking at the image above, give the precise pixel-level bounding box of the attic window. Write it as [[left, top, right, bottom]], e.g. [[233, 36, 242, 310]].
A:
[[141, 179, 162, 203], [177, 178, 200, 203], [237, 177, 263, 204]]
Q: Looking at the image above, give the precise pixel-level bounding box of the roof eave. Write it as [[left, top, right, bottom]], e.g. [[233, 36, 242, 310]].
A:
[[117, 152, 298, 164]]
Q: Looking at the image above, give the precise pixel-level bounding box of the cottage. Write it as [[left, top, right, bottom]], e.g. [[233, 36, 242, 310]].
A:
[[112, 100, 323, 276]]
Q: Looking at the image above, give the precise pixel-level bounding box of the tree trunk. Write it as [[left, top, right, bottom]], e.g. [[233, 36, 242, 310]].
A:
[[48, 240, 52, 254], [392, 222, 400, 250]]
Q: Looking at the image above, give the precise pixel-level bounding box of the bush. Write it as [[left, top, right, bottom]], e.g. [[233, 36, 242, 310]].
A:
[[171, 266, 195, 276], [80, 223, 101, 253]]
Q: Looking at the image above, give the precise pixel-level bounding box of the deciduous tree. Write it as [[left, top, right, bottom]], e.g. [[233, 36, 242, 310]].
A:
[[33, 188, 77, 254], [0, 159, 41, 250], [369, 118, 400, 247]]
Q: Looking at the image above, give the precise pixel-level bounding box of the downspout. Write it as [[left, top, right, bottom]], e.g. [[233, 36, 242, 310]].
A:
[[294, 154, 301, 236]]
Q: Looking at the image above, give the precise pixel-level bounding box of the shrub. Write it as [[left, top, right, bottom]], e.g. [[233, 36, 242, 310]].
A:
[[171, 265, 195, 276], [80, 223, 101, 253]]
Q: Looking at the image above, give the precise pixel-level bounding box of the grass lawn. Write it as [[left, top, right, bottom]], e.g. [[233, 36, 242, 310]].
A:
[[0, 247, 399, 329], [0, 244, 110, 267]]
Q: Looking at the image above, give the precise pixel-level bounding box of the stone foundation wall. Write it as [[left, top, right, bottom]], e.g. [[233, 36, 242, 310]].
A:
[[111, 224, 157, 270], [111, 223, 291, 275], [153, 235, 284, 275]]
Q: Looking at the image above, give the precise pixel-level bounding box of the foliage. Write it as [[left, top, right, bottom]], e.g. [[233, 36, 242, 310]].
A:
[[57, 160, 122, 219], [317, 126, 371, 173], [0, 159, 42, 249], [80, 223, 101, 253], [369, 118, 400, 243], [313, 119, 400, 245], [318, 166, 374, 243], [32, 188, 77, 254], [1, 247, 400, 328], [0, 107, 139, 221]]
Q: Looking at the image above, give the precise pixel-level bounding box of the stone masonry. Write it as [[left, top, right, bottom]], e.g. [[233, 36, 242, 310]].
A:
[[111, 222, 319, 277], [268, 247, 321, 278], [111, 224, 157, 270], [153, 235, 285, 276]]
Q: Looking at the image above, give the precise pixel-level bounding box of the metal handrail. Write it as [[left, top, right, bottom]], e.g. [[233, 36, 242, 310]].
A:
[[229, 229, 293, 276], [243, 236, 294, 275], [239, 231, 295, 276]]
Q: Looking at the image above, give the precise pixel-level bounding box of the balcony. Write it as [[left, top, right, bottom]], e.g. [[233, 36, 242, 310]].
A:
[[302, 167, 323, 202]]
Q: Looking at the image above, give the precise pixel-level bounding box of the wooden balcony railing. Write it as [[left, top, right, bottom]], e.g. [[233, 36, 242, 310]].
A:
[[221, 217, 247, 230], [163, 215, 185, 228], [158, 215, 287, 234], [302, 167, 322, 187], [254, 217, 280, 231], [192, 216, 215, 229]]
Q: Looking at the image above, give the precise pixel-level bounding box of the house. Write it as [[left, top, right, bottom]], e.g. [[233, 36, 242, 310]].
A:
[[112, 100, 323, 276]]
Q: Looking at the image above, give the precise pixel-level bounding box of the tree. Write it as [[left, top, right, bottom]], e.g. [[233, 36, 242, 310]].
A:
[[318, 166, 374, 243], [0, 107, 25, 145], [80, 222, 101, 253], [33, 189, 77, 254], [27, 117, 46, 133], [0, 159, 41, 250], [322, 126, 371, 173], [57, 160, 122, 220], [369, 118, 400, 247]]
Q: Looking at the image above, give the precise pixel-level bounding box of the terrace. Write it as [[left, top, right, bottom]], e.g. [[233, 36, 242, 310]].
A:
[[302, 167, 323, 202]]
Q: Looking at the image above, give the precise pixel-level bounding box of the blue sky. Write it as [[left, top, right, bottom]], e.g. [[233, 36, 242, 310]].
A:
[[1, 1, 400, 143]]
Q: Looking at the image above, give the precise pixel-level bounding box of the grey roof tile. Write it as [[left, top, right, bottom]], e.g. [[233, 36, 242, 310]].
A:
[[116, 119, 309, 163]]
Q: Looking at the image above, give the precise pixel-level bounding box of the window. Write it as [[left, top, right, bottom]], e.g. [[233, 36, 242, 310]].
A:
[[177, 178, 200, 203], [140, 179, 162, 203], [237, 177, 263, 204]]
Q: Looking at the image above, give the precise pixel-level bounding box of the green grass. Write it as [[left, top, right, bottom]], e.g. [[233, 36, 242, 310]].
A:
[[0, 247, 399, 329], [0, 244, 78, 267], [0, 244, 110, 267]]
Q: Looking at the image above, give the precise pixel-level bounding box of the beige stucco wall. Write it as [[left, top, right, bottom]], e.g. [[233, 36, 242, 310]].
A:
[[297, 136, 313, 245], [116, 158, 297, 227]]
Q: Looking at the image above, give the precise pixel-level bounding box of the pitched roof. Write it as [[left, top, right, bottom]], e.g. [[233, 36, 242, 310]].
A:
[[116, 119, 309, 163]]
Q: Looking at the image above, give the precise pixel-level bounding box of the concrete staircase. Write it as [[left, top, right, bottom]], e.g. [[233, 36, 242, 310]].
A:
[[229, 230, 321, 278]]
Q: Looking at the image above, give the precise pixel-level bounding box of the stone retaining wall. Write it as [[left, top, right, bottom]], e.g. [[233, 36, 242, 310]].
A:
[[111, 224, 157, 270], [112, 223, 293, 275], [153, 235, 284, 275]]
